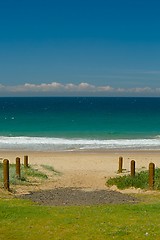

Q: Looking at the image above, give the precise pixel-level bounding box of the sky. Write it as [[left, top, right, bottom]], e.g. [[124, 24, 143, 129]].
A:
[[0, 0, 160, 96]]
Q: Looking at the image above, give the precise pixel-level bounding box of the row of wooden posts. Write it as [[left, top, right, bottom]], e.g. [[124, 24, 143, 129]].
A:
[[3, 155, 29, 191], [2, 155, 156, 191], [118, 156, 155, 190]]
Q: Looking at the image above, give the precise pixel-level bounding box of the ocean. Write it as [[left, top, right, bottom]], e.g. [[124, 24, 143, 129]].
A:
[[0, 97, 160, 151]]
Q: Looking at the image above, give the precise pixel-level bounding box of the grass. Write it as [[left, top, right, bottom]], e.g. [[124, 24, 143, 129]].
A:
[[0, 196, 160, 239], [107, 168, 160, 190], [23, 166, 48, 180], [0, 162, 48, 187]]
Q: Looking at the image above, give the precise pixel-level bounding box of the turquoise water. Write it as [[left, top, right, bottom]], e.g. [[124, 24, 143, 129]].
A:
[[0, 97, 160, 150]]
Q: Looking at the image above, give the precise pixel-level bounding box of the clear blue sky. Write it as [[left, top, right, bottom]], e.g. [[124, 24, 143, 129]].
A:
[[0, 0, 160, 96]]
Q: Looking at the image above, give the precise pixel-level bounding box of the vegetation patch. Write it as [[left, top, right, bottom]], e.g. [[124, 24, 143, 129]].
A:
[[0, 162, 48, 187], [23, 166, 48, 180], [0, 198, 160, 239], [107, 168, 160, 190]]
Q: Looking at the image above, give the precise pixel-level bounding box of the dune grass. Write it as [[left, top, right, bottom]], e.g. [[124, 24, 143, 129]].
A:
[[0, 196, 160, 240], [107, 168, 160, 190], [0, 162, 48, 187]]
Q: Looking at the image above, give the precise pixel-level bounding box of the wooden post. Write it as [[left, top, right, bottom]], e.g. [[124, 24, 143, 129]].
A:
[[24, 155, 29, 168], [131, 160, 135, 177], [118, 156, 123, 173], [3, 159, 9, 190], [16, 157, 21, 179], [149, 162, 155, 190]]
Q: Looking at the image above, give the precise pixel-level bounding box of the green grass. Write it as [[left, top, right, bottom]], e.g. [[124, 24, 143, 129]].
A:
[[23, 166, 48, 180], [107, 168, 160, 190], [0, 162, 48, 187], [0, 197, 160, 239]]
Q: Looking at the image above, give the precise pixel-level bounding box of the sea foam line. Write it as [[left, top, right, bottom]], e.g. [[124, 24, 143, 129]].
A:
[[0, 136, 160, 151]]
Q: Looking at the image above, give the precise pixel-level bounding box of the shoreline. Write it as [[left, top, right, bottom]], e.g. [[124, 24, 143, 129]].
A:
[[1, 147, 160, 152]]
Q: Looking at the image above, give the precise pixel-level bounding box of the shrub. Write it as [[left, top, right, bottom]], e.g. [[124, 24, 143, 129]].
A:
[[107, 168, 160, 190]]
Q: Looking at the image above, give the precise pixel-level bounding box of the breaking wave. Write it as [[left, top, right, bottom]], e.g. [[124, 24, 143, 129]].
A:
[[0, 136, 160, 151]]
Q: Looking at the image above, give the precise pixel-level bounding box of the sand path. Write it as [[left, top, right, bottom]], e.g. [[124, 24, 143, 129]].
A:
[[1, 150, 160, 194]]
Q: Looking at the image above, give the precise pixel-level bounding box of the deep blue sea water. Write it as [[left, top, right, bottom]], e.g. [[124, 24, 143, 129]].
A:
[[0, 97, 160, 151]]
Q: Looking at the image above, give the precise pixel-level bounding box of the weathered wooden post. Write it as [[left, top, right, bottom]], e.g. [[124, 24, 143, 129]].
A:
[[24, 155, 29, 168], [16, 157, 21, 179], [149, 162, 155, 190], [3, 159, 9, 190], [131, 160, 135, 177], [118, 156, 123, 173]]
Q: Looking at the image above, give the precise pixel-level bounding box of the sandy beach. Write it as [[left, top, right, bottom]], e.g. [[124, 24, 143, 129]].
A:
[[1, 149, 160, 192]]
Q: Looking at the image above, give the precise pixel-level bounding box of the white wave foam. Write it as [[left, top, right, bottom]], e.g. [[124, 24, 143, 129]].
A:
[[0, 136, 160, 151]]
